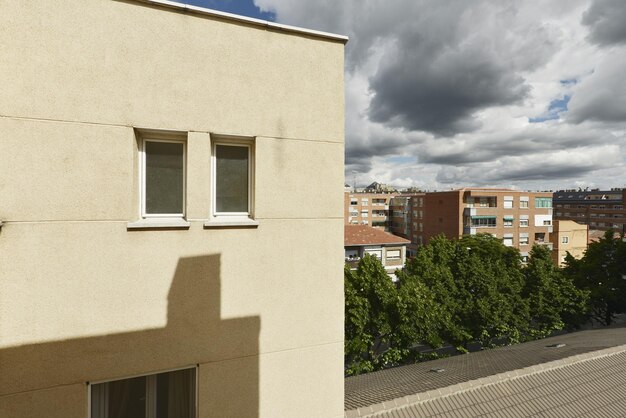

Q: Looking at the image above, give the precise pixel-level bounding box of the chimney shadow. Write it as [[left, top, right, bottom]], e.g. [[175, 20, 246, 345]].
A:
[[0, 254, 260, 418]]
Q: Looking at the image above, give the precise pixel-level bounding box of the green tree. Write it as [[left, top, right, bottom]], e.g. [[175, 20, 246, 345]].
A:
[[402, 234, 529, 349], [345, 254, 444, 375], [524, 245, 589, 336], [563, 230, 626, 325]]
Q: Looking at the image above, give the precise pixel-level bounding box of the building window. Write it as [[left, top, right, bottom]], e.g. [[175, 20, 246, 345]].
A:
[[141, 138, 186, 218], [212, 138, 254, 218], [350, 199, 358, 206], [365, 248, 382, 259], [503, 237, 513, 247], [535, 197, 552, 208], [519, 236, 529, 245], [503, 217, 514, 227], [386, 249, 401, 260], [90, 368, 196, 418], [543, 220, 552, 226], [503, 197, 513, 209], [519, 199, 529, 208], [520, 219, 529, 227], [562, 236, 569, 244], [470, 216, 496, 227]]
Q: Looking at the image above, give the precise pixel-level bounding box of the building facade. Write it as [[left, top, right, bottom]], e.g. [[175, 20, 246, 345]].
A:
[[550, 220, 588, 266], [389, 194, 425, 256], [344, 192, 398, 230], [386, 189, 553, 259], [0, 1, 346, 417], [553, 189, 626, 234]]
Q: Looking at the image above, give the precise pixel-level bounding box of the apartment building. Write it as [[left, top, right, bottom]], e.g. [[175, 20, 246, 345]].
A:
[[344, 225, 410, 281], [389, 194, 425, 256], [386, 189, 553, 259], [344, 192, 398, 229], [553, 189, 626, 234], [550, 220, 588, 266], [0, 1, 346, 417], [424, 189, 553, 258]]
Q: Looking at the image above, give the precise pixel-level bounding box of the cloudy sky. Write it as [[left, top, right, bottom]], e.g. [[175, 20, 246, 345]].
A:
[[188, 0, 626, 192]]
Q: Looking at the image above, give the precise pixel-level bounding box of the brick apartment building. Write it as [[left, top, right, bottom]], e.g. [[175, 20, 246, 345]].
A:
[[553, 188, 626, 234], [344, 192, 398, 230], [389, 189, 553, 259]]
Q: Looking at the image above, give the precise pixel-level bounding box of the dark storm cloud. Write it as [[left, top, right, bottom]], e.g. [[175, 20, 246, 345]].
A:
[[582, 0, 626, 46], [418, 128, 605, 165], [436, 161, 599, 184], [368, 47, 530, 136], [363, 1, 559, 137]]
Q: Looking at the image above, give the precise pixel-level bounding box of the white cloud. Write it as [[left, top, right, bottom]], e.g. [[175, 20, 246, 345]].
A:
[[256, 0, 626, 191]]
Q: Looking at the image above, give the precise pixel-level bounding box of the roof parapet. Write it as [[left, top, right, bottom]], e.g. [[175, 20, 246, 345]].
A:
[[134, 0, 349, 43]]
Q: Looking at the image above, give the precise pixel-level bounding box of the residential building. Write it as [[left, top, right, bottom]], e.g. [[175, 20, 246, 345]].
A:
[[550, 220, 588, 266], [0, 1, 346, 417], [386, 189, 553, 260], [553, 188, 626, 234], [423, 189, 553, 259], [344, 225, 410, 280], [389, 194, 425, 256], [344, 192, 398, 229]]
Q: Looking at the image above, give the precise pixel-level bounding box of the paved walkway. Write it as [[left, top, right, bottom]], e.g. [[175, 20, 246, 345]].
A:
[[345, 325, 626, 416]]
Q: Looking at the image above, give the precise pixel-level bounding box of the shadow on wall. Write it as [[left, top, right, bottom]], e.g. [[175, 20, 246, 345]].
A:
[[0, 254, 260, 418]]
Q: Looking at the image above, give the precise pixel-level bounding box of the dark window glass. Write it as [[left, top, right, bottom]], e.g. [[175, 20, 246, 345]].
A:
[[216, 145, 249, 213], [145, 141, 184, 215], [91, 369, 195, 418]]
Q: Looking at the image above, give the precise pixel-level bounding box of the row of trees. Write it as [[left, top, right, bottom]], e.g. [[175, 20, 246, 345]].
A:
[[345, 231, 626, 376]]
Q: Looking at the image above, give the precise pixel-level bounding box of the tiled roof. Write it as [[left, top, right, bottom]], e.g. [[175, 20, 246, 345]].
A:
[[345, 225, 410, 246], [345, 325, 626, 417]]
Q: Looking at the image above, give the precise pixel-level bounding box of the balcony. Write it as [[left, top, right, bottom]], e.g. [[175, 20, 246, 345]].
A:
[[535, 241, 553, 250]]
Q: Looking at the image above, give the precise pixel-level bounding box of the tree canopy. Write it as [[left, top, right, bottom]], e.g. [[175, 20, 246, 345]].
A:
[[345, 233, 591, 375]]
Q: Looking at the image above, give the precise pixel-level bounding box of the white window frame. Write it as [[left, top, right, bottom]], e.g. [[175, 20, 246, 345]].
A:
[[140, 136, 187, 219], [386, 249, 401, 260], [210, 136, 255, 221], [562, 236, 569, 244], [88, 365, 198, 418]]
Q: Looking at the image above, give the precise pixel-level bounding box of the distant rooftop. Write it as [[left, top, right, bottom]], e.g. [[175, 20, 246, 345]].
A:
[[345, 325, 626, 417], [345, 225, 410, 246], [554, 189, 625, 202], [132, 0, 348, 43]]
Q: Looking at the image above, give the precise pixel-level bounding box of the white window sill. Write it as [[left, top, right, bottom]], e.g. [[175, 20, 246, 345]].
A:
[[203, 218, 259, 228], [127, 218, 191, 230]]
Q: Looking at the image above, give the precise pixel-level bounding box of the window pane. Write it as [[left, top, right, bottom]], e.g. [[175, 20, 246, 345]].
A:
[[216, 145, 249, 213], [145, 141, 184, 214], [91, 376, 146, 418], [156, 369, 196, 418]]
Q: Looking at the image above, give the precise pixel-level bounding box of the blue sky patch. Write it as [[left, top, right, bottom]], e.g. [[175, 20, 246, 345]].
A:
[[529, 95, 571, 123], [184, 0, 275, 21]]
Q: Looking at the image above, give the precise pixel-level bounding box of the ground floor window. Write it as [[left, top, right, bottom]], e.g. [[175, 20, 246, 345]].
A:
[[90, 368, 196, 418]]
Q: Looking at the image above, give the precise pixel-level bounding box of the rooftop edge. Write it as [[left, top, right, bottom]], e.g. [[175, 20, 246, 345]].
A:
[[133, 0, 349, 43]]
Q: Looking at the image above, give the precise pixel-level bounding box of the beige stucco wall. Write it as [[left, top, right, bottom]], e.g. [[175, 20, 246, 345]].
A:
[[551, 220, 588, 266], [0, 1, 345, 417]]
